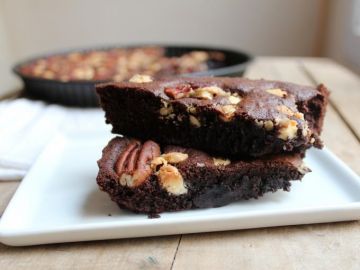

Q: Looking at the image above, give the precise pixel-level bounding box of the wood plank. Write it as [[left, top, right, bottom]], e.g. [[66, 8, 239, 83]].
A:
[[172, 58, 360, 270], [301, 58, 360, 139], [0, 236, 179, 270], [172, 222, 360, 270]]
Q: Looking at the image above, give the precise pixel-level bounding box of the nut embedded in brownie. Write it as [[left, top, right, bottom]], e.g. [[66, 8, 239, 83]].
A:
[[96, 137, 310, 215], [18, 48, 226, 82], [96, 76, 329, 158]]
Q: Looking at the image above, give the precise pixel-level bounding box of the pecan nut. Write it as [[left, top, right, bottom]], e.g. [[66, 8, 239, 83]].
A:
[[115, 140, 161, 187], [213, 158, 231, 166], [191, 86, 228, 100], [276, 118, 298, 140], [266, 88, 287, 97], [151, 152, 188, 170], [215, 105, 237, 121], [157, 164, 187, 195], [164, 84, 193, 99]]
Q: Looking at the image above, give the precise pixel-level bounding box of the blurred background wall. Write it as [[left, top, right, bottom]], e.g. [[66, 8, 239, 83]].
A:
[[0, 0, 359, 97], [325, 0, 360, 71]]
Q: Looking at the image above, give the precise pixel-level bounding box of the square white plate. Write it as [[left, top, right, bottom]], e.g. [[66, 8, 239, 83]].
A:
[[1, 130, 360, 246]]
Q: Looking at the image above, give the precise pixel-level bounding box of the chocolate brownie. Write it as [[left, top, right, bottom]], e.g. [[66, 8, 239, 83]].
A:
[[96, 76, 329, 158], [19, 48, 225, 82], [97, 137, 309, 215]]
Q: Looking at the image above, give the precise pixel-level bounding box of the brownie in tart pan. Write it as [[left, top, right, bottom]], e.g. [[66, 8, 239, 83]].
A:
[[13, 45, 252, 107]]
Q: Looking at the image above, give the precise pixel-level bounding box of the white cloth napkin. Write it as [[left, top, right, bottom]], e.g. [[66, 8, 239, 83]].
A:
[[0, 98, 106, 181]]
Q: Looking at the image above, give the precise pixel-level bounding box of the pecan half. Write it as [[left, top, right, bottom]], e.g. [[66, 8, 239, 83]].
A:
[[115, 140, 161, 187]]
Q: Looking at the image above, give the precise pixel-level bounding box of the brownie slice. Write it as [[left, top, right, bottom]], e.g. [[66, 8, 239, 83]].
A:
[[96, 76, 329, 158], [97, 137, 309, 215]]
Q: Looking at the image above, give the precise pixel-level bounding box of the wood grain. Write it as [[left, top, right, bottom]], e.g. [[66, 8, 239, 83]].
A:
[[172, 58, 360, 270], [172, 222, 360, 270], [0, 236, 179, 270]]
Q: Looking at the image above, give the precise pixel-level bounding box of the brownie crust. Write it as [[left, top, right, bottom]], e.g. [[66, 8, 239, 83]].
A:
[[97, 137, 309, 215], [96, 77, 329, 158]]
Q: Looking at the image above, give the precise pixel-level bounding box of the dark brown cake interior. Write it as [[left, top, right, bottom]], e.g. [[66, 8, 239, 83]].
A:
[[97, 77, 329, 158]]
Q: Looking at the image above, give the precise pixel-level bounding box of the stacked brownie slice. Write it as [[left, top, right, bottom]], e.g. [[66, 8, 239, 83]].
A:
[[96, 75, 329, 215]]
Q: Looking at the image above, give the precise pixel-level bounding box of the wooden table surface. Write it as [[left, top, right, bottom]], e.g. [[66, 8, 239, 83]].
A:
[[1, 57, 360, 270]]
